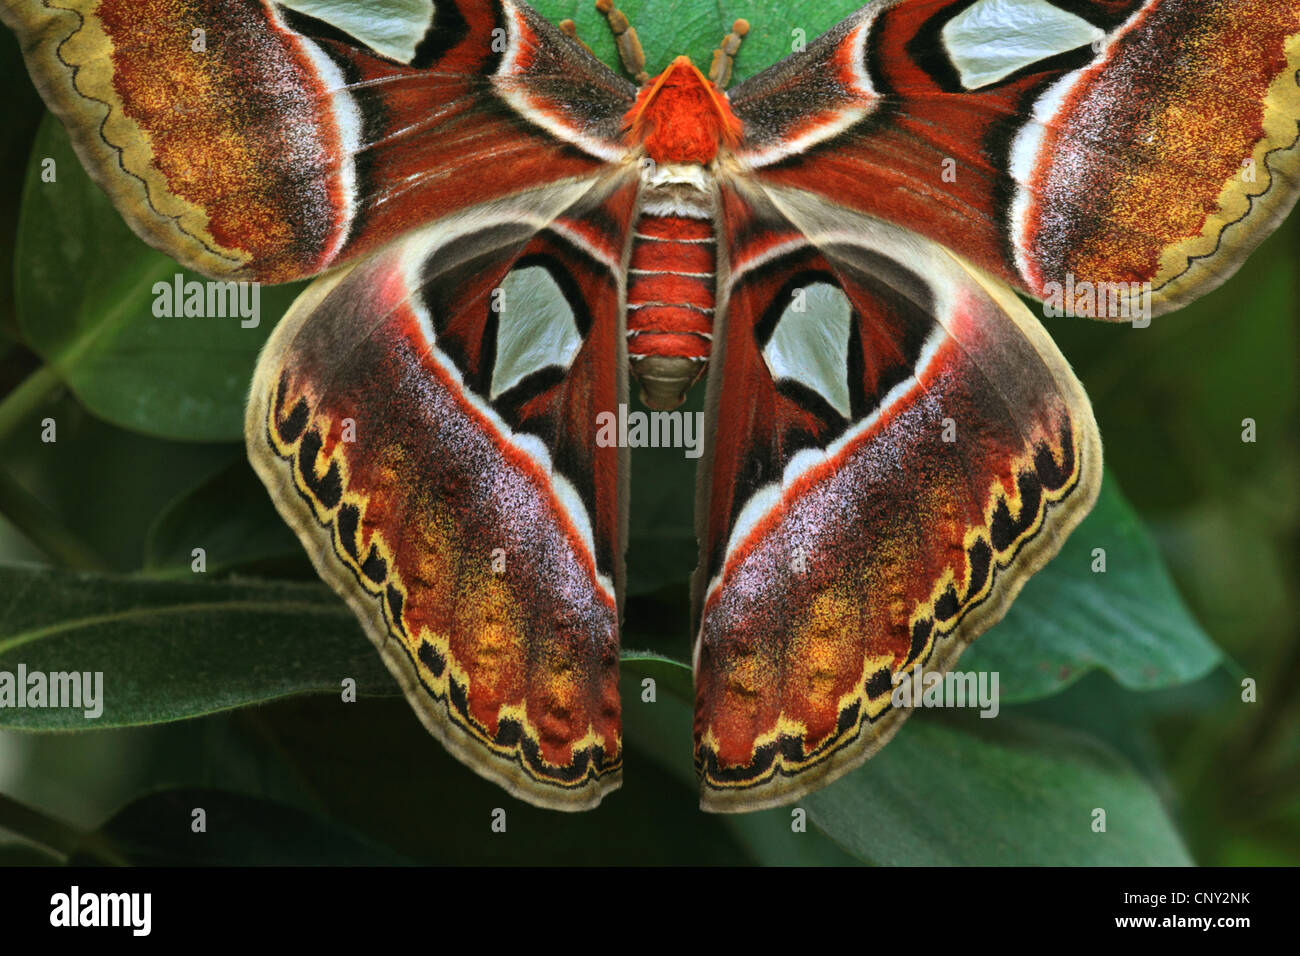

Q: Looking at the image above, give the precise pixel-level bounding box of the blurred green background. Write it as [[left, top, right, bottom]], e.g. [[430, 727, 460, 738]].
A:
[[0, 1, 1296, 865]]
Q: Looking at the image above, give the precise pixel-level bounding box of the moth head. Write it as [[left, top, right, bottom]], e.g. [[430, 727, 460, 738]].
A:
[[624, 56, 743, 165]]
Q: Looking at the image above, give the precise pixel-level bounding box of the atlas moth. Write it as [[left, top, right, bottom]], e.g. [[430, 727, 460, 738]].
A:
[[5, 0, 1296, 811]]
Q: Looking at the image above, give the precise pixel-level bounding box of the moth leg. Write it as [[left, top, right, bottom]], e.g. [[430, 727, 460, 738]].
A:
[[558, 18, 596, 57], [708, 19, 749, 89], [595, 0, 649, 84]]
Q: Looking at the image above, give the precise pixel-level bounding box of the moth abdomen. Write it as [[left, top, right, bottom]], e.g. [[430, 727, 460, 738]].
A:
[[626, 178, 718, 409]]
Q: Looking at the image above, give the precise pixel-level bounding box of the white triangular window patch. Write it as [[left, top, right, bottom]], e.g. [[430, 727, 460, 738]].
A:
[[942, 0, 1100, 90], [490, 265, 583, 400], [279, 0, 436, 64], [761, 282, 853, 419]]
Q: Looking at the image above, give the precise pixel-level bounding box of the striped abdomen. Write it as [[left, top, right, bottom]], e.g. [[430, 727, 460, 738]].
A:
[[626, 208, 716, 409]]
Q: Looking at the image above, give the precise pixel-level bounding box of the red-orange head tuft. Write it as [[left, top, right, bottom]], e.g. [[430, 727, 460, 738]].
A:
[[624, 56, 743, 165]]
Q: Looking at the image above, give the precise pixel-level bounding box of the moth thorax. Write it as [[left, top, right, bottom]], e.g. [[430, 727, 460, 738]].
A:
[[625, 56, 742, 165], [626, 172, 717, 410]]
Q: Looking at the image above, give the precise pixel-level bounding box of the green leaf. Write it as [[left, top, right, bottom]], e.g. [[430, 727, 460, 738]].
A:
[[0, 565, 389, 730], [804, 711, 1194, 865], [1012, 668, 1226, 783], [0, 25, 45, 337], [12, 117, 305, 441], [0, 392, 241, 571], [530, 0, 863, 83], [142, 460, 305, 577]]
